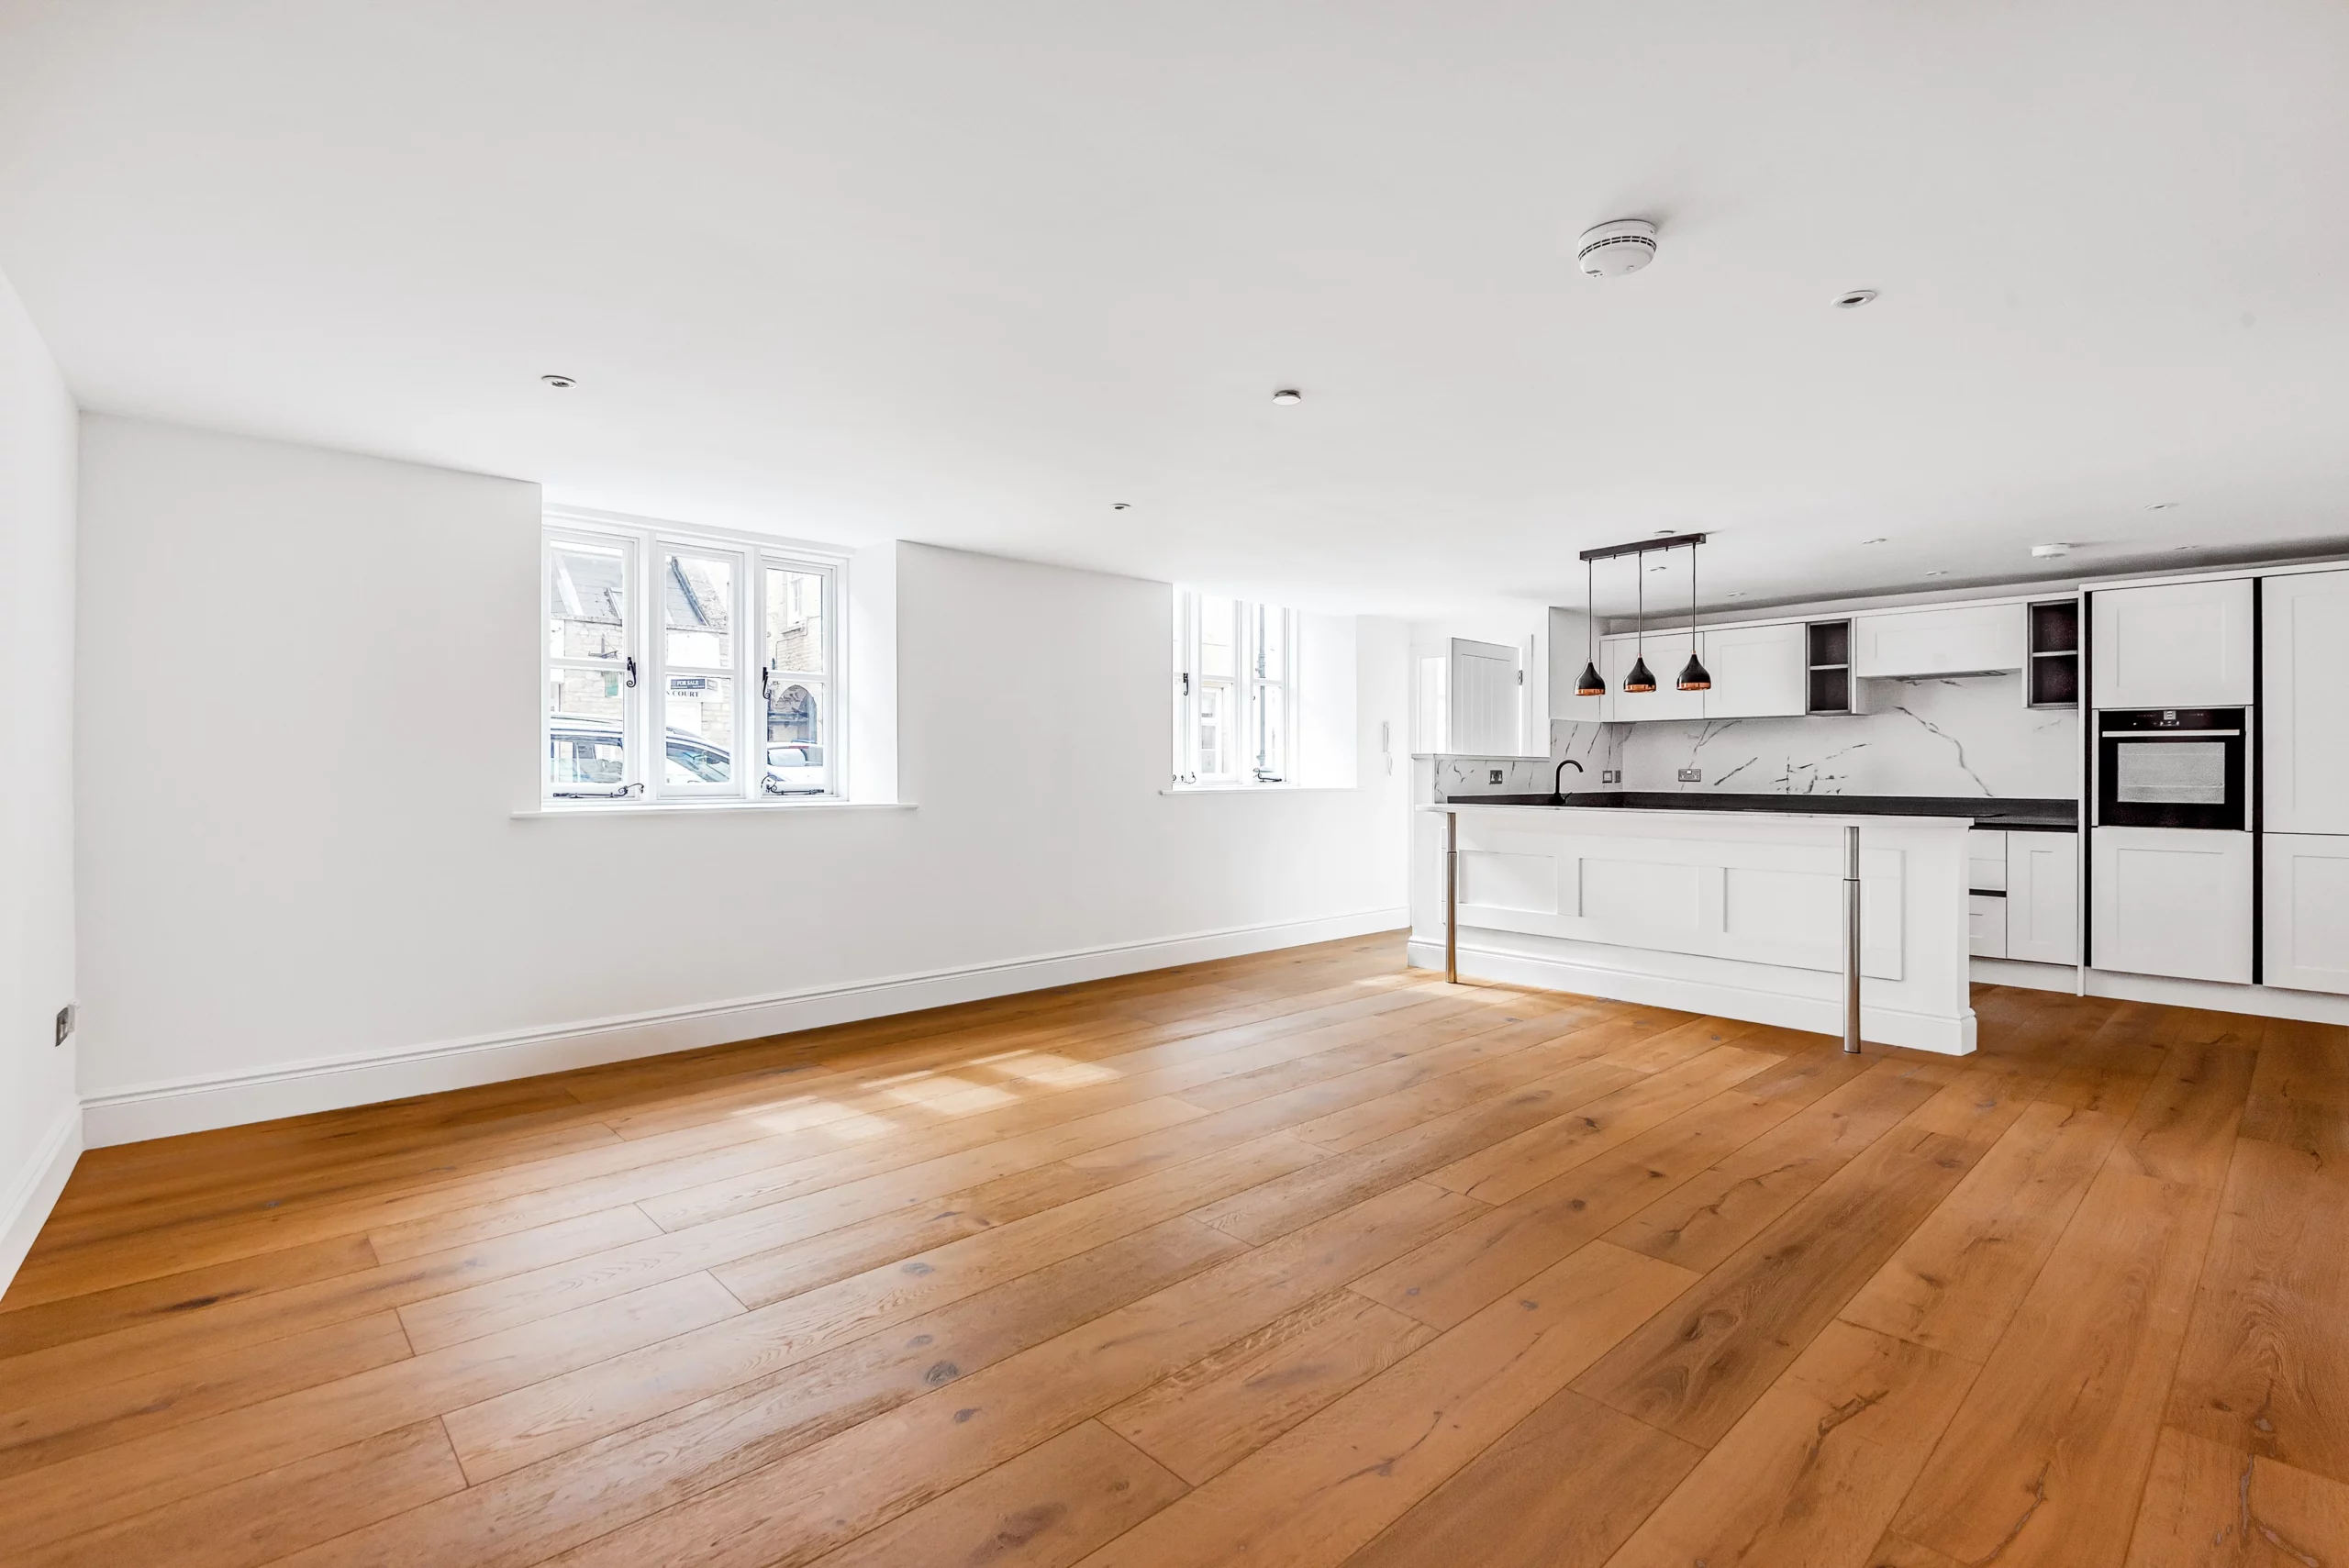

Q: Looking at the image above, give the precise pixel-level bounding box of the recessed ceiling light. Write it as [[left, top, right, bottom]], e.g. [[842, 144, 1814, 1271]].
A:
[[2147, 502, 2177, 511], [540, 373, 576, 388], [1726, 591, 1747, 598], [1863, 537, 1888, 545], [1924, 569, 1948, 577], [1111, 502, 1131, 511], [2031, 542, 2072, 558], [1270, 388, 1302, 406], [2174, 543, 2199, 551], [1836, 289, 1879, 308]]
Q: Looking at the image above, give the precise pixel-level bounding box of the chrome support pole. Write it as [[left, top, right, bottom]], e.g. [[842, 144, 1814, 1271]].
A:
[[1444, 810, 1460, 983], [1842, 824, 1863, 1054]]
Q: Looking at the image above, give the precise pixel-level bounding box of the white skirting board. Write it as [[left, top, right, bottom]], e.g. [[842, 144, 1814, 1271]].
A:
[[1407, 938, 1977, 1055], [1, 1098, 83, 1296], [2082, 968, 2349, 1026], [1969, 957, 2080, 994], [79, 906, 1410, 1148]]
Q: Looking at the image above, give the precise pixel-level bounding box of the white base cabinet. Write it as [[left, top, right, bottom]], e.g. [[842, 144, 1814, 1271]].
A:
[[2007, 831, 2079, 964], [2090, 828, 2252, 984], [2265, 833, 2349, 995]]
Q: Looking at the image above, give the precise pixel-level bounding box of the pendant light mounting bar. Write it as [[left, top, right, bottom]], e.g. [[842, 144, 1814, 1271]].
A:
[[1578, 531, 1708, 563]]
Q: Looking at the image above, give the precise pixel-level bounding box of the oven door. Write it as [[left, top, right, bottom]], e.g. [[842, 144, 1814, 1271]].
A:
[[2097, 712, 2245, 830]]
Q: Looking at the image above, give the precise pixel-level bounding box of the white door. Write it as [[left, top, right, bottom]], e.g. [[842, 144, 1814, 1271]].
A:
[[1701, 621, 1807, 718], [2266, 834, 2349, 995], [1448, 638, 1520, 754], [2264, 570, 2349, 834], [2007, 830, 2079, 965], [2090, 827, 2252, 983], [2091, 579, 2254, 709], [1602, 630, 1704, 722], [1851, 603, 2026, 678]]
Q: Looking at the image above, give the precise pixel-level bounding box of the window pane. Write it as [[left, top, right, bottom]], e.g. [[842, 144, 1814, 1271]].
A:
[[548, 702, 627, 787], [1198, 682, 1230, 776], [763, 678, 828, 795], [663, 674, 734, 783], [766, 567, 826, 675], [1254, 606, 1286, 681], [664, 552, 733, 668], [1254, 683, 1286, 779], [549, 540, 627, 661], [1199, 595, 1236, 680]]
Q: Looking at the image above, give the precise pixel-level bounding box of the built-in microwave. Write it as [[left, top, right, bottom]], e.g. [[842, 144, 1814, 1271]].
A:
[[2096, 707, 2248, 831]]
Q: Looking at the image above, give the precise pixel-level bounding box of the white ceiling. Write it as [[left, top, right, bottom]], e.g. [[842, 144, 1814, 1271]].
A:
[[4, 1, 2346, 617]]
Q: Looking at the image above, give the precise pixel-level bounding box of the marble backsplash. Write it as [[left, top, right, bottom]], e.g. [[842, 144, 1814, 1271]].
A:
[[1431, 674, 2076, 801], [1616, 673, 2077, 797]]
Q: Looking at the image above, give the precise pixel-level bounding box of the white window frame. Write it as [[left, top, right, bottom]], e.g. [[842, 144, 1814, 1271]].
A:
[[541, 508, 849, 806], [1173, 587, 1297, 787]]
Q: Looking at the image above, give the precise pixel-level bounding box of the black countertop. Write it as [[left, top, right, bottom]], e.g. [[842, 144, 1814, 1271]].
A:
[[1445, 791, 2078, 832]]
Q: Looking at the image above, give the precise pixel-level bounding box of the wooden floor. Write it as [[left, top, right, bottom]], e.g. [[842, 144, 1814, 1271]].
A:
[[6, 937, 2348, 1567]]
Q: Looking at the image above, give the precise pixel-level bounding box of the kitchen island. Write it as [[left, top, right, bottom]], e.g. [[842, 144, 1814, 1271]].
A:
[[1404, 792, 2067, 1054]]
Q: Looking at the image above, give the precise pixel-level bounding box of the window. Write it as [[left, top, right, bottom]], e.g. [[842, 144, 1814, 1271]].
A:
[[543, 513, 843, 804], [1174, 587, 1297, 784]]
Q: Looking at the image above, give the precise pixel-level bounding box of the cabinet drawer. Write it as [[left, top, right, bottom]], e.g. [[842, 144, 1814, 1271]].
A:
[[1968, 893, 2008, 958], [1965, 829, 2008, 892]]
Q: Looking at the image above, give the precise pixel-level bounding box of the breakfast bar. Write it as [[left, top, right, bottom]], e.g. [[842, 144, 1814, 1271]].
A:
[[1408, 794, 1995, 1053]]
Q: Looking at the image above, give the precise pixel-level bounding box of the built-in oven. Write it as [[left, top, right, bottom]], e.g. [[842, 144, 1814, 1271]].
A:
[[2096, 707, 2248, 831]]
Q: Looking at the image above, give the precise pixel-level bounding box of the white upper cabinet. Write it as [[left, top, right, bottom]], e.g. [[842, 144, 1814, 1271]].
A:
[[1448, 638, 1521, 754], [1700, 620, 1809, 719], [2263, 570, 2349, 834], [1850, 603, 2026, 679], [2090, 578, 2254, 709], [1601, 631, 1703, 722]]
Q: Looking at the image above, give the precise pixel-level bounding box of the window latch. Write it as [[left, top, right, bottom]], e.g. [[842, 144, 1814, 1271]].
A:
[[761, 663, 773, 700], [1180, 672, 1191, 695], [624, 656, 639, 690]]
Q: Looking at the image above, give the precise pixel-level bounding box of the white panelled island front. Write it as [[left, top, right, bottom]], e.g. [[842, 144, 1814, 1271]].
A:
[[1409, 799, 1979, 1053]]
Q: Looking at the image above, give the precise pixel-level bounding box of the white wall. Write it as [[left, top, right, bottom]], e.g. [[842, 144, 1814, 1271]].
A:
[[0, 268, 81, 1291], [73, 418, 1411, 1142]]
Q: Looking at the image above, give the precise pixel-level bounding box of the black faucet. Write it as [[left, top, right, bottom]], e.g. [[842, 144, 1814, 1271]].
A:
[[1553, 757, 1585, 800]]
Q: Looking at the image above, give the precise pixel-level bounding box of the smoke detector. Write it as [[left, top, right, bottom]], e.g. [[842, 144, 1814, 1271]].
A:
[[1577, 219, 1658, 279]]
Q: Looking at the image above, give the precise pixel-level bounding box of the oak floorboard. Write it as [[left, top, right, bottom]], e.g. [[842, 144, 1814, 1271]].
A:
[[1340, 1386, 1700, 1568], [1066, 1241, 1696, 1568], [1099, 1287, 1436, 1484], [2123, 1425, 2349, 1567], [9, 939, 2346, 1568], [1889, 1163, 2222, 1568], [2164, 1135, 2349, 1485], [1606, 1320, 1977, 1568], [803, 1421, 1188, 1568]]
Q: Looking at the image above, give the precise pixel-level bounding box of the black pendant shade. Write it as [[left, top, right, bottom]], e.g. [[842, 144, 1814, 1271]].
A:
[[1574, 661, 1606, 698], [1623, 657, 1657, 694], [1675, 651, 1712, 692]]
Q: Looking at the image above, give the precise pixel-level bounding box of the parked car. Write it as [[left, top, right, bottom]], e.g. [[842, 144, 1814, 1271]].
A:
[[549, 715, 825, 795]]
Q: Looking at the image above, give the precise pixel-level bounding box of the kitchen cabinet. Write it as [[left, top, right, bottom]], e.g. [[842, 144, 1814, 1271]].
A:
[[1965, 829, 2008, 891], [2090, 827, 2252, 984], [2007, 831, 2079, 965], [1448, 638, 1521, 754], [1851, 603, 2026, 679], [1968, 895, 2008, 957], [2090, 578, 2254, 709], [2265, 833, 2349, 995], [2262, 569, 2349, 834], [1600, 631, 1704, 722], [1698, 620, 1807, 718]]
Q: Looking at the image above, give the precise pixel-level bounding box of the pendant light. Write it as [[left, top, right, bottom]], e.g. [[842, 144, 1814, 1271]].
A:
[[1574, 556, 1606, 697], [1623, 550, 1657, 694], [1675, 541, 1712, 692]]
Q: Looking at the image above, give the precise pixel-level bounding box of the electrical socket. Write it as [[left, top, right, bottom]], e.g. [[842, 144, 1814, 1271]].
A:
[[1488, 769, 1504, 784], [1677, 767, 1702, 783], [1602, 769, 1621, 784], [55, 1004, 74, 1046]]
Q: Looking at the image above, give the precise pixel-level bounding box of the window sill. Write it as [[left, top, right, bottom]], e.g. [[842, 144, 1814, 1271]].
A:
[[514, 799, 916, 819], [1160, 784, 1361, 795]]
